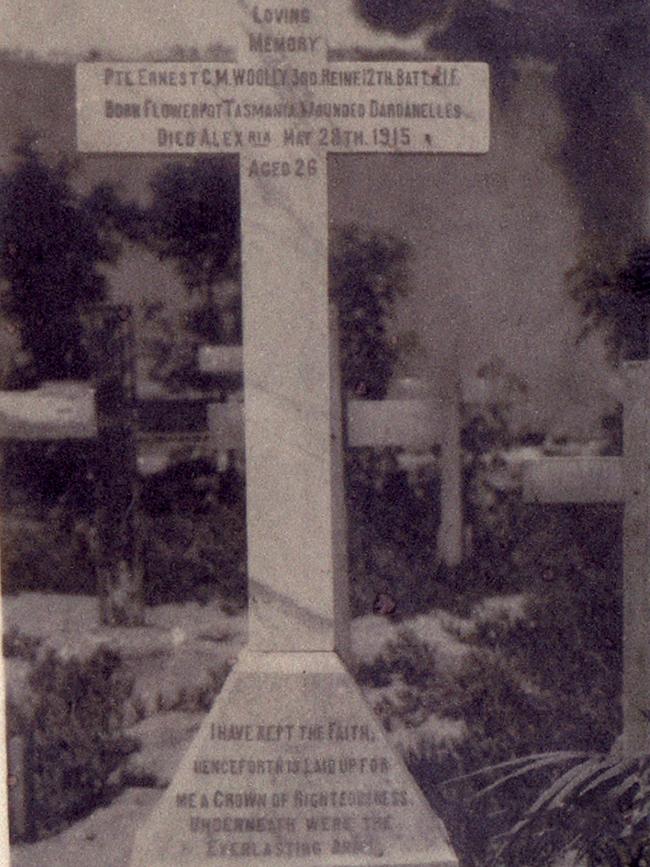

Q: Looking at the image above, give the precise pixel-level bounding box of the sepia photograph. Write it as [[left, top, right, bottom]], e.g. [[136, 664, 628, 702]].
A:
[[0, 1, 649, 865]]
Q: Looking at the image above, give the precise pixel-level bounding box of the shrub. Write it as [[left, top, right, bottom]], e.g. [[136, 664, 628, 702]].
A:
[[21, 645, 137, 837], [330, 223, 411, 400], [1, 511, 95, 595], [141, 501, 247, 607], [346, 448, 441, 616], [358, 627, 446, 695], [3, 626, 42, 662], [358, 569, 622, 867], [2, 440, 96, 516]]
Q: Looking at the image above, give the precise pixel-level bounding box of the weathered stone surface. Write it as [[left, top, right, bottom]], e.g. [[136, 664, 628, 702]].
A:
[[130, 652, 457, 866]]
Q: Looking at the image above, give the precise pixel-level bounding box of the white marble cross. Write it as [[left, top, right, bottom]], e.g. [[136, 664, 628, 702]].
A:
[[78, 3, 487, 663], [78, 8, 487, 862], [524, 362, 650, 755]]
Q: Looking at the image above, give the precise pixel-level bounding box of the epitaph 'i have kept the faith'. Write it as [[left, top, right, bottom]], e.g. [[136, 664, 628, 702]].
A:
[[77, 3, 489, 864]]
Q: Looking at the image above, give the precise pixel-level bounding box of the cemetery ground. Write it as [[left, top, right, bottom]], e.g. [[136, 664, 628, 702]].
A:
[[1, 443, 627, 866]]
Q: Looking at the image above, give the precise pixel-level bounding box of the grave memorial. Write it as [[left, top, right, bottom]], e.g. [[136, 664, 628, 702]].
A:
[[202, 345, 485, 568], [524, 361, 650, 756], [0, 307, 143, 626], [78, 3, 489, 863]]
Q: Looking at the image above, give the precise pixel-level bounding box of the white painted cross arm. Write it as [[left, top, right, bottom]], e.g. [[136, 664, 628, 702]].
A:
[[209, 396, 445, 450], [0, 383, 97, 440], [201, 343, 488, 451], [523, 456, 623, 503], [76, 0, 489, 160]]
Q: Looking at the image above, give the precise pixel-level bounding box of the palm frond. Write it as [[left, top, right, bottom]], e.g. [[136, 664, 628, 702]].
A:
[[578, 757, 640, 799], [473, 753, 588, 801], [541, 757, 622, 811], [441, 750, 588, 787], [483, 747, 650, 866]]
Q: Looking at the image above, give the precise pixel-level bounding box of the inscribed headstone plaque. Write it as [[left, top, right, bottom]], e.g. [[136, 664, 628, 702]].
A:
[[76, 3, 489, 864]]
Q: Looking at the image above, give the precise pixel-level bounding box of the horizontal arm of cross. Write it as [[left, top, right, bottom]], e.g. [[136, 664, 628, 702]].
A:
[[0, 386, 97, 440], [201, 342, 488, 450], [522, 457, 623, 504], [77, 42, 489, 157], [209, 397, 446, 450]]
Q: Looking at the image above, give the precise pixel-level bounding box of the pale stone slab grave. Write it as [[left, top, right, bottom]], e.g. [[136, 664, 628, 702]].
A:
[[78, 4, 488, 863], [523, 361, 650, 755]]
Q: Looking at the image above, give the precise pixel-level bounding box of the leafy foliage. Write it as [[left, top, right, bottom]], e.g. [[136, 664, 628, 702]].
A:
[[461, 358, 528, 583], [146, 156, 240, 298], [139, 301, 221, 392], [462, 357, 527, 455], [1, 511, 96, 595], [14, 646, 137, 838], [138, 157, 240, 392], [352, 1, 650, 96], [344, 358, 533, 616], [139, 461, 247, 607], [0, 140, 137, 383], [139, 214, 410, 397], [569, 240, 650, 361], [346, 449, 440, 615], [141, 502, 247, 608], [329, 224, 424, 615], [330, 223, 411, 399], [2, 440, 96, 516], [357, 501, 622, 864]]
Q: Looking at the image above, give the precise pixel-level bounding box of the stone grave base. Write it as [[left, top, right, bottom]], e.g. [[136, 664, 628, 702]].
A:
[[130, 651, 457, 867]]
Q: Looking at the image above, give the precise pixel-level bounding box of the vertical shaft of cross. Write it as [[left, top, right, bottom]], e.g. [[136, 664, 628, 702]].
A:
[[437, 341, 463, 568], [237, 0, 350, 662], [237, 0, 350, 659], [240, 162, 351, 662], [622, 361, 650, 753]]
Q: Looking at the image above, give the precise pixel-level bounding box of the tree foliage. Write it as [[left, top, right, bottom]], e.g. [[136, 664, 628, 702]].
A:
[[353, 0, 650, 354], [146, 157, 240, 302], [136, 157, 240, 392], [569, 240, 650, 361], [330, 223, 411, 399], [146, 161, 412, 399], [0, 141, 409, 396], [141, 177, 411, 396], [352, 0, 649, 100], [0, 140, 137, 382]]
